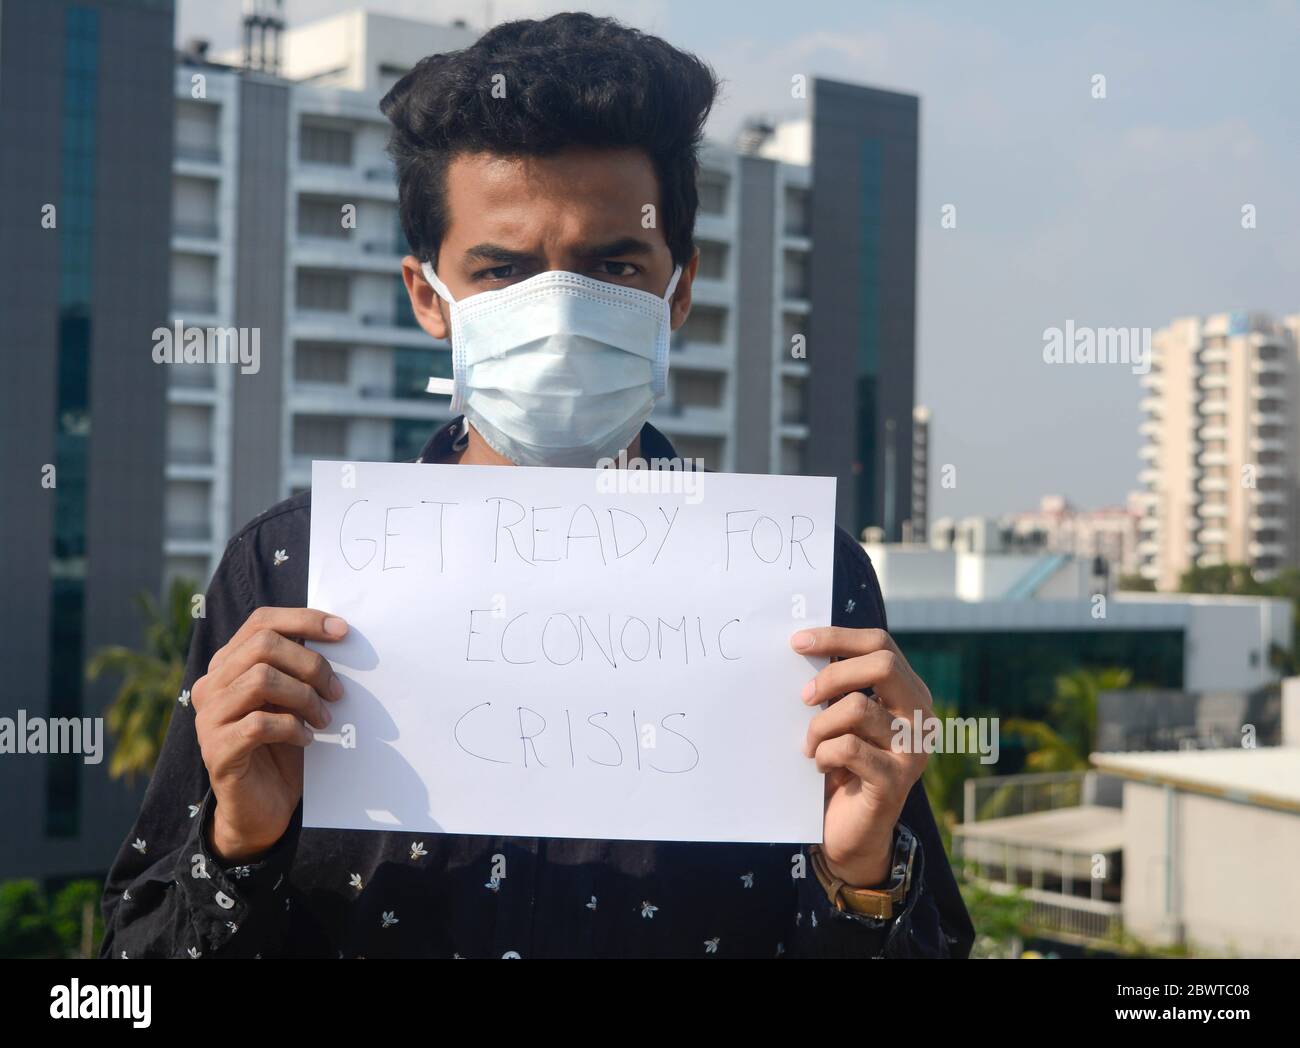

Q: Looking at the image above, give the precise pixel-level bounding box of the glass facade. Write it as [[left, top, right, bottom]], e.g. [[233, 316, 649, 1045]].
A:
[[899, 629, 1186, 768], [391, 418, 432, 462], [46, 3, 100, 837], [855, 139, 882, 533], [393, 345, 451, 400]]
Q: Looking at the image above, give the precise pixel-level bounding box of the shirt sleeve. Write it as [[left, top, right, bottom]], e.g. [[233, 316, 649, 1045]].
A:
[[786, 813, 951, 958], [99, 532, 299, 959]]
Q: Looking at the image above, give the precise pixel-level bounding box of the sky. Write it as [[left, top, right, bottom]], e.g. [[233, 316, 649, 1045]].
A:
[[178, 0, 1300, 519]]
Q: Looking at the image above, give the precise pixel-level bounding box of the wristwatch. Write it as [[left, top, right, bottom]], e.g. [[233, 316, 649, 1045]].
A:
[[808, 824, 917, 921]]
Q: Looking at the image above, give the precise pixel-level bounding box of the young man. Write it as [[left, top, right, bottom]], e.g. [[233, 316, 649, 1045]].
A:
[[102, 13, 973, 959]]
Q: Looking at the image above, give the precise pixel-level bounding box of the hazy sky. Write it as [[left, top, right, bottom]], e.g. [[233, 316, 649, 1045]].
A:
[[179, 0, 1300, 519]]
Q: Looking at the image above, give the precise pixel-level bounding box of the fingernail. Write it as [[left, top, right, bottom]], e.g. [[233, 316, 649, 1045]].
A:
[[802, 679, 817, 703], [793, 631, 814, 651], [321, 705, 332, 728], [323, 616, 348, 637], [328, 675, 344, 701]]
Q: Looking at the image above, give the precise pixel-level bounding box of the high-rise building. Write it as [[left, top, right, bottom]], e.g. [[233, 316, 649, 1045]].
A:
[[1136, 312, 1300, 590], [1004, 494, 1144, 579], [904, 405, 930, 543], [0, 0, 175, 878], [161, 11, 922, 585], [804, 80, 919, 540]]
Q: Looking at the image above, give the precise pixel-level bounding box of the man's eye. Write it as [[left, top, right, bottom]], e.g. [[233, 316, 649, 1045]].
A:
[[483, 264, 515, 280], [598, 261, 637, 278]]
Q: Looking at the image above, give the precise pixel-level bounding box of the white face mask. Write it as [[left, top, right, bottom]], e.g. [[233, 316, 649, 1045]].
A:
[[420, 261, 682, 467]]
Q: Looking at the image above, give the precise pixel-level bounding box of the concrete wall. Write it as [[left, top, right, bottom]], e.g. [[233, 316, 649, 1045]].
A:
[[1122, 780, 1300, 957], [733, 154, 777, 474], [229, 75, 290, 531]]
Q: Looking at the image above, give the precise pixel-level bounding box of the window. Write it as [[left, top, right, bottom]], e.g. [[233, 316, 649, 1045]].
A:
[[300, 122, 353, 166], [784, 186, 810, 236], [677, 305, 726, 346], [293, 416, 348, 456], [297, 270, 350, 312], [696, 241, 728, 280], [299, 197, 350, 239], [295, 342, 350, 383], [781, 376, 806, 425], [697, 173, 729, 214], [783, 250, 809, 299], [672, 371, 724, 409]]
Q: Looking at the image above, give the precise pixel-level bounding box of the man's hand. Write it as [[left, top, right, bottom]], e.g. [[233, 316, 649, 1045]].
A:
[[792, 627, 932, 888], [192, 608, 348, 863]]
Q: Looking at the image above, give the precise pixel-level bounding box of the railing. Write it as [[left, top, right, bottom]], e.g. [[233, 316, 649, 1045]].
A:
[[166, 521, 212, 541], [175, 143, 220, 163], [168, 446, 214, 466], [173, 220, 219, 240], [964, 770, 1095, 824], [982, 881, 1122, 943], [172, 296, 217, 315]]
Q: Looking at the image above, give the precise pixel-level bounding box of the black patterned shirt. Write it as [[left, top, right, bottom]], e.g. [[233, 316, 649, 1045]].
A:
[[100, 421, 974, 959]]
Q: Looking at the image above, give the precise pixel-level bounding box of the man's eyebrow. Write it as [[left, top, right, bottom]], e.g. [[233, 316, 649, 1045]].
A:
[[578, 237, 655, 258], [462, 243, 539, 266]]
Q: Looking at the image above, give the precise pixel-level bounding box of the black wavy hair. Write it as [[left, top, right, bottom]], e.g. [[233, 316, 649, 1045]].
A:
[[380, 13, 719, 269]]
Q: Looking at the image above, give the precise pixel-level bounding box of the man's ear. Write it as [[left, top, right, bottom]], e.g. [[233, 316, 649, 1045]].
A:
[[401, 256, 450, 342], [668, 248, 699, 332]]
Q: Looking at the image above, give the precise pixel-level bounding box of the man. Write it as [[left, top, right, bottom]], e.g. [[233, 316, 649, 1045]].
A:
[[102, 13, 973, 959]]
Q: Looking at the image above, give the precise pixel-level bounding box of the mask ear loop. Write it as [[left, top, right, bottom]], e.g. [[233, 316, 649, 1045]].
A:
[[420, 260, 456, 304], [420, 261, 465, 408], [653, 264, 684, 398]]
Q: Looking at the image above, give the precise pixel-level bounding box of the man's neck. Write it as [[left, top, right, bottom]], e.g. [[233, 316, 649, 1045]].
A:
[[447, 421, 642, 466]]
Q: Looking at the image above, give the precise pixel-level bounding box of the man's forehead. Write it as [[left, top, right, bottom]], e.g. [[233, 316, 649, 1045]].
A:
[[443, 148, 661, 226]]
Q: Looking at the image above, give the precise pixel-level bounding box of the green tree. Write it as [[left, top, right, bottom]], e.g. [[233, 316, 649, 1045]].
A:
[[50, 880, 103, 958], [0, 880, 57, 958], [922, 704, 993, 850], [1006, 666, 1132, 771], [86, 577, 198, 783]]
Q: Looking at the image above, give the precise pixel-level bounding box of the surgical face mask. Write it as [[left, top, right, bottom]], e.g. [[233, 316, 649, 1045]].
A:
[[420, 261, 682, 467]]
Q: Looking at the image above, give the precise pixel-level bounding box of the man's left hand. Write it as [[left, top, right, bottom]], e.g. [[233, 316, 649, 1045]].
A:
[[792, 627, 933, 888]]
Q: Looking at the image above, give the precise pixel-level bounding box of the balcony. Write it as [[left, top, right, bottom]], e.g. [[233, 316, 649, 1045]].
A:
[[172, 295, 218, 317], [175, 143, 220, 165], [173, 219, 219, 241], [166, 520, 212, 542], [1252, 357, 1287, 376], [167, 446, 214, 466], [953, 772, 1124, 948]]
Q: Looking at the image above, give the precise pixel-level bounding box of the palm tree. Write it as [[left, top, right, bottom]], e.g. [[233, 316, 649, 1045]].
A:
[[1006, 666, 1132, 772], [922, 703, 993, 849], [86, 577, 198, 783]]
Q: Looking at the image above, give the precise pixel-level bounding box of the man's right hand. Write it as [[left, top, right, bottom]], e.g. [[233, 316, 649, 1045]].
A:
[[191, 608, 348, 863]]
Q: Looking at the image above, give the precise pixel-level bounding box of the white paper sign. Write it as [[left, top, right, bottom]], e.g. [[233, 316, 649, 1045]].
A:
[[304, 461, 836, 844]]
